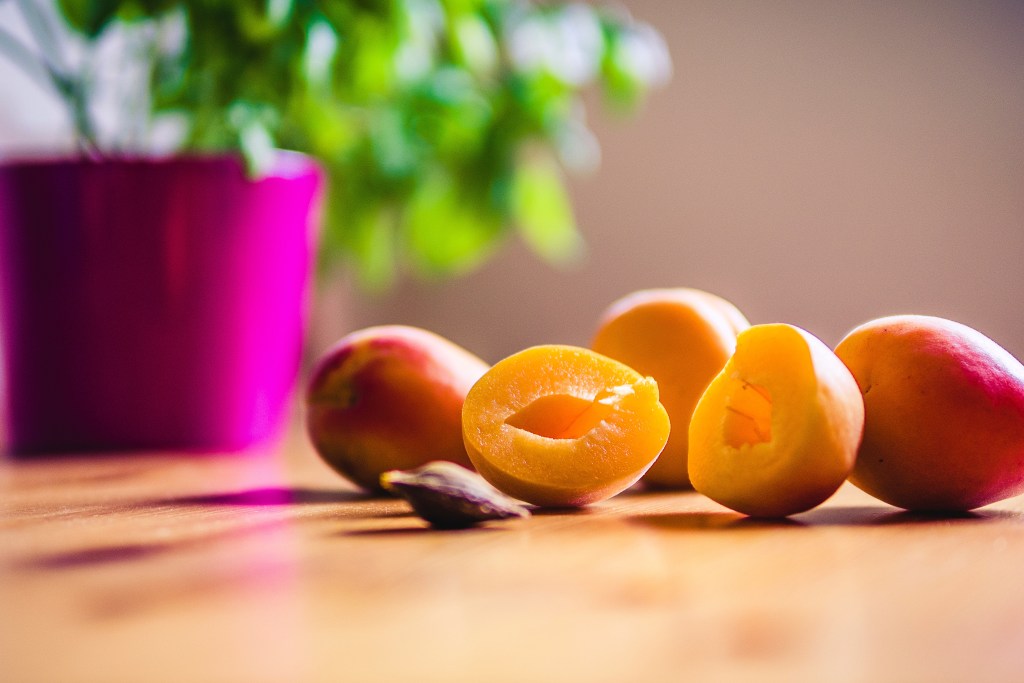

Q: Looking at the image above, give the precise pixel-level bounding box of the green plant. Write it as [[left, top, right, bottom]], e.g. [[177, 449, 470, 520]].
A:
[[0, 0, 669, 287]]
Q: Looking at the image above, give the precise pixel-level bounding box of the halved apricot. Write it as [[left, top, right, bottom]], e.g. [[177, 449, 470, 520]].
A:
[[688, 324, 864, 517], [592, 288, 749, 489], [462, 345, 671, 507]]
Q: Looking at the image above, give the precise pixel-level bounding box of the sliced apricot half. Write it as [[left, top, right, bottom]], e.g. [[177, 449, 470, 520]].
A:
[[462, 345, 671, 507], [688, 324, 864, 517]]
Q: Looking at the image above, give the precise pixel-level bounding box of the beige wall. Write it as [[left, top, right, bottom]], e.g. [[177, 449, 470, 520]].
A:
[[318, 0, 1024, 363]]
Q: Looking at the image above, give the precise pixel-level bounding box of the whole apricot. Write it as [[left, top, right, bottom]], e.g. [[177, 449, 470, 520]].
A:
[[835, 315, 1024, 511], [592, 288, 749, 489], [462, 345, 671, 507], [688, 324, 864, 517], [306, 325, 488, 492]]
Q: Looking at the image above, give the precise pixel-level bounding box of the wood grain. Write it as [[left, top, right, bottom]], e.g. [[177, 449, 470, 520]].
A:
[[3, 428, 1024, 683]]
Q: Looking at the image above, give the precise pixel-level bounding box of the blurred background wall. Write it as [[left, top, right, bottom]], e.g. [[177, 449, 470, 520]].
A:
[[4, 0, 1023, 364]]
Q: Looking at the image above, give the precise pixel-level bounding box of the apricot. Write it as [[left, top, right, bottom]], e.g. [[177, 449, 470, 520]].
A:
[[688, 324, 864, 517], [306, 325, 488, 492], [835, 315, 1024, 511], [592, 288, 750, 488], [462, 345, 670, 507]]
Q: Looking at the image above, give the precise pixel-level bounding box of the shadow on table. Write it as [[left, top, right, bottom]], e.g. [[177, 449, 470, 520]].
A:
[[797, 506, 1010, 525], [628, 505, 1017, 531], [10, 487, 414, 572], [341, 525, 506, 538], [149, 486, 417, 522], [16, 543, 172, 571], [153, 486, 371, 506]]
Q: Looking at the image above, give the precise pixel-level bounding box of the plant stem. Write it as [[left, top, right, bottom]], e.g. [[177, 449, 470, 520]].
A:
[[9, 0, 101, 156], [0, 24, 42, 79], [13, 0, 64, 65]]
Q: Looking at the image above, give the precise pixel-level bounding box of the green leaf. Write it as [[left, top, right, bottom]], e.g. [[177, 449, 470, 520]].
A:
[[409, 67, 492, 159], [403, 170, 503, 276], [512, 155, 582, 265], [369, 106, 420, 180], [55, 0, 120, 37], [349, 206, 397, 291], [302, 100, 359, 159], [302, 16, 338, 87], [350, 15, 399, 98], [601, 22, 671, 110], [267, 0, 293, 29], [451, 14, 497, 77]]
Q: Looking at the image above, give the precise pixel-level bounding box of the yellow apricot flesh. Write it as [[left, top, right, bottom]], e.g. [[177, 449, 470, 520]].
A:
[[462, 345, 671, 507], [688, 324, 864, 517], [592, 288, 749, 489]]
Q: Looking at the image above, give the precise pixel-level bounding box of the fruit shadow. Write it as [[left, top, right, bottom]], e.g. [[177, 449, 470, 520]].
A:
[[148, 486, 420, 521], [796, 506, 1004, 526], [14, 542, 172, 571], [10, 515, 306, 573], [629, 505, 1015, 531], [150, 486, 371, 507], [341, 524, 506, 537], [530, 505, 594, 517]]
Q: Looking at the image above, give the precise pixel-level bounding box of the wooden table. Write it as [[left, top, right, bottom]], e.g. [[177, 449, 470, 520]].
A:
[[3, 426, 1024, 683]]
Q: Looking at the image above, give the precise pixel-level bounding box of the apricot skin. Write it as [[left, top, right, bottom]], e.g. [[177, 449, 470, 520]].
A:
[[305, 326, 488, 493], [462, 345, 671, 507], [835, 315, 1024, 511], [592, 288, 749, 489]]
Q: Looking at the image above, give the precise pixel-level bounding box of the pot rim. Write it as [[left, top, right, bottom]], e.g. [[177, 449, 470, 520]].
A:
[[0, 149, 321, 180]]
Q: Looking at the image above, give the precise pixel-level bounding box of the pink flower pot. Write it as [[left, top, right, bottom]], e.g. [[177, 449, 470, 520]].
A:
[[0, 153, 323, 454]]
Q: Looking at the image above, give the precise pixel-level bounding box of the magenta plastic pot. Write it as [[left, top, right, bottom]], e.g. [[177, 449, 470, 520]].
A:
[[0, 153, 323, 454]]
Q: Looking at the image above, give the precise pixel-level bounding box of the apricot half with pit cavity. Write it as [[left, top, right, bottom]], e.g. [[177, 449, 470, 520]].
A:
[[592, 288, 750, 489], [688, 324, 864, 517], [462, 345, 671, 507], [306, 325, 489, 492]]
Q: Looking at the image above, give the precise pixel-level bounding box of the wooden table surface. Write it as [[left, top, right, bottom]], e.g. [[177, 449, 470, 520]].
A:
[[3, 425, 1024, 683]]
